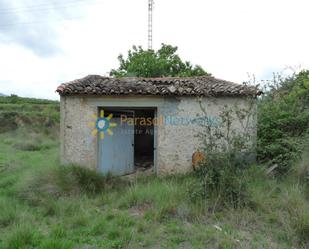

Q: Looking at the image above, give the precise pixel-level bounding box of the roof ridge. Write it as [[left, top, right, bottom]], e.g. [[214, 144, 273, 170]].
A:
[[84, 74, 217, 80], [56, 75, 261, 97]]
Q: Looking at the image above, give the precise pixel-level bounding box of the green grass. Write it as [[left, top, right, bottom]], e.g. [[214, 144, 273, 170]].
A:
[[0, 95, 308, 248], [0, 130, 308, 248]]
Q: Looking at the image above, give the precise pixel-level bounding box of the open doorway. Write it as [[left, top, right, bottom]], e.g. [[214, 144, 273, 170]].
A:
[[99, 107, 156, 176], [134, 109, 155, 172]]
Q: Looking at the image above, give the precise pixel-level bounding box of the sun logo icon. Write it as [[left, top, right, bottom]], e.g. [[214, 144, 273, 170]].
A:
[[89, 110, 117, 139]]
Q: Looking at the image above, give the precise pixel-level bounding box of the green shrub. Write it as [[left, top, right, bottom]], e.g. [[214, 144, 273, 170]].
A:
[[189, 101, 256, 209], [19, 165, 128, 207], [0, 111, 18, 133], [257, 70, 309, 173], [69, 166, 123, 195], [186, 178, 206, 202], [190, 152, 249, 209]]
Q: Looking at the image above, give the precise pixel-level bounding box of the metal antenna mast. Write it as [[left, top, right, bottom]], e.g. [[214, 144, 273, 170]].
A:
[[148, 0, 154, 50]]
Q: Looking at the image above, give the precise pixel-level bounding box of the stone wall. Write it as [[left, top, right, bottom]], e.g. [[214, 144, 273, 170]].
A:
[[60, 96, 97, 169], [60, 95, 257, 174], [155, 96, 256, 174]]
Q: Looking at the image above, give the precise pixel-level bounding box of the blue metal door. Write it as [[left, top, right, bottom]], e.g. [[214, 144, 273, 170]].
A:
[[99, 117, 134, 176]]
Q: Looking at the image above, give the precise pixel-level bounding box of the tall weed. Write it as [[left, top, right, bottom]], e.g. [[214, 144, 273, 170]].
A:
[[189, 99, 257, 209]]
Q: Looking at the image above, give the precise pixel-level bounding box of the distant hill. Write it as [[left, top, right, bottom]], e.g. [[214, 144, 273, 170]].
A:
[[0, 95, 60, 134], [0, 93, 6, 97]]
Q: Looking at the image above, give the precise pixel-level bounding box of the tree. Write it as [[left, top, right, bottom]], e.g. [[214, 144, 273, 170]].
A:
[[110, 44, 210, 78]]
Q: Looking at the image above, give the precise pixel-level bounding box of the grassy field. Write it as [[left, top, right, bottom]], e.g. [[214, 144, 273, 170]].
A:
[[0, 96, 308, 249], [0, 95, 59, 134]]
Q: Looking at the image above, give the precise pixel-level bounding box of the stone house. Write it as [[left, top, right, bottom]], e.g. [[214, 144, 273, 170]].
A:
[[56, 75, 260, 175]]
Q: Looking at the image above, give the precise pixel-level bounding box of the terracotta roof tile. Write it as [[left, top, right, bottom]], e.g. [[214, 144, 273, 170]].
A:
[[56, 75, 260, 97]]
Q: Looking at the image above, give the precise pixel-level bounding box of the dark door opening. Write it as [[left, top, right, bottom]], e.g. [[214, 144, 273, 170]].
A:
[[134, 109, 155, 172]]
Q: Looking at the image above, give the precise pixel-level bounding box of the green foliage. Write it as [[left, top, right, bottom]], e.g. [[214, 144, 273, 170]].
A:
[[192, 152, 249, 209], [20, 165, 128, 204], [68, 165, 127, 195], [189, 100, 256, 208], [110, 44, 209, 77], [257, 70, 309, 173]]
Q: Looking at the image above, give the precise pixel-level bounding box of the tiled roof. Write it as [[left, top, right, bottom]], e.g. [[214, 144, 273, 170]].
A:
[[56, 75, 260, 97]]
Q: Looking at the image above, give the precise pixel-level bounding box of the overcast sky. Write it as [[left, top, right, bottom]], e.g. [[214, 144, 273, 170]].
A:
[[0, 0, 308, 99]]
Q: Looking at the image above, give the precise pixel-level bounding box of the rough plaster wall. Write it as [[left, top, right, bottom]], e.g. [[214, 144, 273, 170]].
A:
[[60, 96, 257, 175], [157, 97, 256, 174], [60, 96, 97, 170]]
